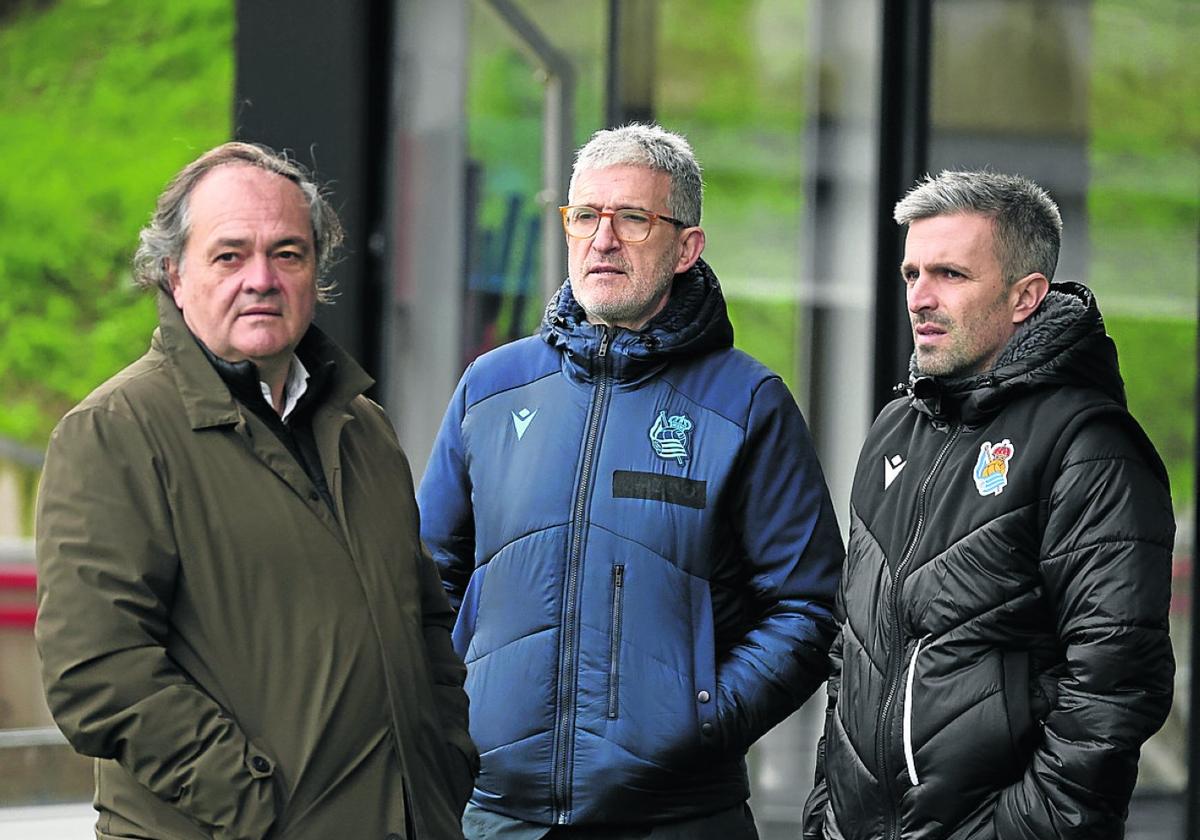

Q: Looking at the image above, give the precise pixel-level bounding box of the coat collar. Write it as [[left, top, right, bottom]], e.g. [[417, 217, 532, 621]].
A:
[[152, 292, 374, 430], [538, 257, 735, 384]]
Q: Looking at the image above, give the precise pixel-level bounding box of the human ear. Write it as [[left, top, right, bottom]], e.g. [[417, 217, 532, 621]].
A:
[[674, 227, 706, 274], [167, 259, 186, 308], [1011, 273, 1049, 324]]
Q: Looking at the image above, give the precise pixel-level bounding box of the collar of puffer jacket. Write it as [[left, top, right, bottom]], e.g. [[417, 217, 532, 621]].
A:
[[539, 257, 735, 384], [903, 281, 1127, 423]]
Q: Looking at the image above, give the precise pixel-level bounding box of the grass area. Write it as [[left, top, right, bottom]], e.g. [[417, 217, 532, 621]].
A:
[[0, 0, 233, 445]]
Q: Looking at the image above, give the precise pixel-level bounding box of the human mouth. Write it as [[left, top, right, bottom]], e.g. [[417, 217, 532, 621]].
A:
[[238, 306, 282, 318], [586, 263, 626, 278], [913, 319, 949, 344]]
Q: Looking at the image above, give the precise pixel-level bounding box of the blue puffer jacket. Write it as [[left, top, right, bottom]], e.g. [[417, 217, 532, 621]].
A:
[[418, 259, 844, 826]]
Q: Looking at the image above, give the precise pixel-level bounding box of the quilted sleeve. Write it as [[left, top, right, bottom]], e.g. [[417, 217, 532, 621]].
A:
[[714, 376, 845, 754], [417, 366, 477, 611], [802, 606, 844, 840], [993, 413, 1175, 839]]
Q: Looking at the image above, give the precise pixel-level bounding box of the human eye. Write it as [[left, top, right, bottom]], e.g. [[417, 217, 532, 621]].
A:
[[617, 209, 651, 225], [569, 206, 599, 223], [272, 241, 311, 265]]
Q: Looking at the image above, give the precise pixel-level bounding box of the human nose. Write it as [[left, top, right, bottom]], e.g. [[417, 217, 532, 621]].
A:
[[590, 214, 621, 251], [241, 254, 279, 293], [907, 272, 936, 313]]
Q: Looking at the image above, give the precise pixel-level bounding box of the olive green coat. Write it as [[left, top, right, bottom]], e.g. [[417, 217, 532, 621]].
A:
[[35, 295, 476, 839]]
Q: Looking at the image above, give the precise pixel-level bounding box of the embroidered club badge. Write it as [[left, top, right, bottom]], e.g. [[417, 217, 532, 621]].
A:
[[649, 410, 693, 466], [973, 439, 1015, 496]]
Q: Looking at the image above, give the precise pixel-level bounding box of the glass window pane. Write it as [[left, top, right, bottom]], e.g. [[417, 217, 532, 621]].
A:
[[929, 0, 1198, 832], [462, 0, 606, 363], [655, 2, 882, 836], [656, 0, 809, 392]]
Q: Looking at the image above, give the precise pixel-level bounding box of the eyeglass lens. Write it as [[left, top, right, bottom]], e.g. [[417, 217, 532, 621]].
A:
[[564, 208, 654, 243]]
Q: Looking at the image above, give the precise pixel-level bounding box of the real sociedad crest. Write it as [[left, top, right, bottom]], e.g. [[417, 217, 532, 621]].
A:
[[649, 410, 693, 466], [973, 439, 1015, 496]]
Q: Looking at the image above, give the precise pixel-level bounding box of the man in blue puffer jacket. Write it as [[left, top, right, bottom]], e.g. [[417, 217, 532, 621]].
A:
[[418, 123, 844, 839]]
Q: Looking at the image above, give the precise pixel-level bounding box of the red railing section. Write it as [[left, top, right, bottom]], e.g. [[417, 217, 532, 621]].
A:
[[0, 563, 37, 628]]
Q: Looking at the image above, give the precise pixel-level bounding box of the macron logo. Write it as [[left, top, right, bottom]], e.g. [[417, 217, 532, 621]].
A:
[[883, 454, 906, 490], [511, 408, 538, 440]]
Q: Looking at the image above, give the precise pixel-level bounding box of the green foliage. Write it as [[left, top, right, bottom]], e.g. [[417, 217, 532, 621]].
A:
[[1088, 0, 1199, 511], [1088, 0, 1199, 303], [657, 0, 808, 388], [1090, 0, 1199, 158], [0, 0, 233, 445], [1107, 314, 1196, 510], [726, 297, 798, 394]]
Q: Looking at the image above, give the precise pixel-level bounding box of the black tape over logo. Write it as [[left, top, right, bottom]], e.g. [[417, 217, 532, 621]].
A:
[[612, 470, 707, 510]]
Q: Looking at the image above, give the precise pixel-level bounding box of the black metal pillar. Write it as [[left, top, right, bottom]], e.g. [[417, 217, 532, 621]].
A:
[[605, 0, 656, 127], [872, 0, 932, 414], [233, 0, 392, 377]]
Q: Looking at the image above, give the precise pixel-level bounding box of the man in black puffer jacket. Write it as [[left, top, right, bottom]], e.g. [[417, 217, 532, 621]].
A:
[[803, 170, 1175, 840]]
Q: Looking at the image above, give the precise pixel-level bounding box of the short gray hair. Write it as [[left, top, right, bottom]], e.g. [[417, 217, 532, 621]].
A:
[[894, 170, 1062, 285], [133, 142, 344, 302], [569, 123, 704, 226]]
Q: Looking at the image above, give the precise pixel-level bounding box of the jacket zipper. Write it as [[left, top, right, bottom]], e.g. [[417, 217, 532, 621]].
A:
[[903, 634, 931, 785], [607, 563, 626, 719], [552, 326, 613, 824], [877, 423, 960, 840]]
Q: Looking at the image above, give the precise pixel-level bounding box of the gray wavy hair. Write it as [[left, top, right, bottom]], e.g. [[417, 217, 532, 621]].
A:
[[894, 170, 1062, 286], [569, 123, 704, 227], [132, 142, 344, 302]]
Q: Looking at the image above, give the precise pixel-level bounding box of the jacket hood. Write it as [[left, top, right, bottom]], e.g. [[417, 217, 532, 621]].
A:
[[905, 281, 1127, 422], [539, 257, 734, 383]]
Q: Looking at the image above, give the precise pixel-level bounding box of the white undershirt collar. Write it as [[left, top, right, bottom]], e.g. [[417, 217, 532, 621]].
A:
[[260, 354, 310, 421]]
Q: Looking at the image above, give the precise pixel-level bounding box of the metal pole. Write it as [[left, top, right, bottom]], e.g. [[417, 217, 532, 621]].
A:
[[872, 0, 931, 413], [605, 0, 656, 127], [481, 0, 576, 304], [0, 438, 44, 470], [0, 727, 67, 749]]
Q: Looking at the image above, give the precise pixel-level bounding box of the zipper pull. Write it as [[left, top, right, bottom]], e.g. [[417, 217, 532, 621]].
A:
[[599, 326, 613, 358]]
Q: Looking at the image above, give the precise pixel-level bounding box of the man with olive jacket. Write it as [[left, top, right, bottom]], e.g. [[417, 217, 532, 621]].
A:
[[35, 142, 476, 839], [803, 171, 1175, 840]]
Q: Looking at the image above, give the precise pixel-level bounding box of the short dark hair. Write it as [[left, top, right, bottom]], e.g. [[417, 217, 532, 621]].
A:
[[894, 170, 1062, 285]]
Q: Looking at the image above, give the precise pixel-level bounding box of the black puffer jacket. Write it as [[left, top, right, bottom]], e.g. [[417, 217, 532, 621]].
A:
[[804, 282, 1175, 840]]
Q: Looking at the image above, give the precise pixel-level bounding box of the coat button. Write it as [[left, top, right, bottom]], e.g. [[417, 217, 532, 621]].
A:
[[309, 490, 320, 502], [701, 722, 714, 737], [697, 690, 710, 703], [251, 756, 270, 773]]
